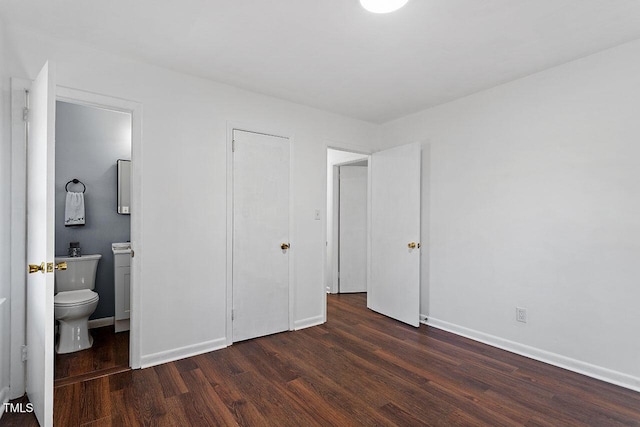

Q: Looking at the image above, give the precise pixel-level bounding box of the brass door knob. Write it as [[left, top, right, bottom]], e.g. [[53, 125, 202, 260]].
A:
[[28, 262, 45, 274], [46, 261, 68, 273], [281, 243, 290, 250], [408, 242, 421, 249]]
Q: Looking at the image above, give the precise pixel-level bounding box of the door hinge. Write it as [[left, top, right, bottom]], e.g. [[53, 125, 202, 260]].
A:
[[232, 140, 235, 152], [231, 309, 235, 320], [23, 107, 29, 122], [21, 345, 28, 362]]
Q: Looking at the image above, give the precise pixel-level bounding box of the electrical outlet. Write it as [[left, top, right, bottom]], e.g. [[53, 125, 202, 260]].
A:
[[516, 307, 527, 323]]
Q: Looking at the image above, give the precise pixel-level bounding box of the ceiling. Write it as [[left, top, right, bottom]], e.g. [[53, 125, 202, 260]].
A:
[[2, 0, 640, 123]]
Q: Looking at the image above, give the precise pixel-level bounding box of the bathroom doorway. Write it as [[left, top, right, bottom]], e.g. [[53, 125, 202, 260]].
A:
[[326, 148, 369, 294], [53, 100, 132, 384]]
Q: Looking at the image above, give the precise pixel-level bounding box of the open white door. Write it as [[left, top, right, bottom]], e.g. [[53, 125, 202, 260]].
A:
[[368, 143, 421, 327], [26, 61, 56, 426]]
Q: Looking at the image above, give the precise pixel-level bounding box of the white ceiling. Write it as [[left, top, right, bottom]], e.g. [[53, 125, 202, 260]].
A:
[[2, 0, 640, 123]]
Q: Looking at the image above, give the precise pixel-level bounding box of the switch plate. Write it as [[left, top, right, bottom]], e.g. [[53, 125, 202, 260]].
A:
[[314, 209, 321, 220], [516, 307, 527, 323]]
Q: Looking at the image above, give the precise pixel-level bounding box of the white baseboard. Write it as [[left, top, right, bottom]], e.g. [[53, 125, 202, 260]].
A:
[[0, 386, 10, 418], [294, 315, 325, 330], [425, 317, 640, 393], [115, 319, 130, 333], [88, 317, 114, 329], [140, 338, 228, 369]]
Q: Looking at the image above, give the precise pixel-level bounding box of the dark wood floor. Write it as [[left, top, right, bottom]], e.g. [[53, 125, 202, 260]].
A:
[[3, 293, 640, 426], [55, 326, 130, 387]]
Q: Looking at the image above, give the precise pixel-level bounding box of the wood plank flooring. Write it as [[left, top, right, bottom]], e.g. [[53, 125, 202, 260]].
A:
[[55, 326, 130, 387], [3, 293, 639, 426]]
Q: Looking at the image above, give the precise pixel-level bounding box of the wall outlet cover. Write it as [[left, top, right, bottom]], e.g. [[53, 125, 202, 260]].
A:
[[516, 307, 527, 323]]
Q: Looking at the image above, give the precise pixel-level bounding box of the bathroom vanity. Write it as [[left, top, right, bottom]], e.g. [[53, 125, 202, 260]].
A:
[[112, 242, 131, 332]]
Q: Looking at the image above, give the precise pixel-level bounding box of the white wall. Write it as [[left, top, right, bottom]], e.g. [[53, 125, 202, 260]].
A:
[[2, 25, 378, 365], [326, 149, 369, 293], [0, 16, 12, 412], [381, 39, 640, 390]]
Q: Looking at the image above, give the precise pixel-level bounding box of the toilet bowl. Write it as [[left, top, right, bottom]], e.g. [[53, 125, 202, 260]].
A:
[[54, 254, 101, 354]]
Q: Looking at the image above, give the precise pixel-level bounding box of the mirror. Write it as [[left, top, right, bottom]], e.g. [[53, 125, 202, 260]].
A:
[[117, 159, 131, 214]]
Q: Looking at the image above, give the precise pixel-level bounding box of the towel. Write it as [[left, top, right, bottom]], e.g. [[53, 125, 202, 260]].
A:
[[65, 192, 85, 226]]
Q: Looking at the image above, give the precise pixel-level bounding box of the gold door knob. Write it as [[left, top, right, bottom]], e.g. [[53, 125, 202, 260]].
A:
[[408, 242, 421, 249], [55, 262, 67, 271], [281, 243, 290, 250], [28, 262, 45, 274]]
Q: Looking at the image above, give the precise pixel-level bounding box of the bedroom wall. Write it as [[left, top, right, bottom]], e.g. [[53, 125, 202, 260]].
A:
[[2, 24, 379, 366], [381, 39, 640, 390]]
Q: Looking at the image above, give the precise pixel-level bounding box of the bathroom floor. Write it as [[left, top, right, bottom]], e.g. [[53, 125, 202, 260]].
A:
[[54, 326, 129, 387]]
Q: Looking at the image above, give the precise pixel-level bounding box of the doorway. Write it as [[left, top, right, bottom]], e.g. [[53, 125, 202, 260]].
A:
[[53, 101, 131, 383], [326, 149, 369, 294], [9, 68, 142, 425]]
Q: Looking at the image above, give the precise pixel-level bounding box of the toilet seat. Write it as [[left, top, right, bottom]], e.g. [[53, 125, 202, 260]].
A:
[[54, 289, 99, 307]]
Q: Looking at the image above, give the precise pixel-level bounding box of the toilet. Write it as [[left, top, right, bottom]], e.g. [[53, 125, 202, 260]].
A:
[[54, 254, 101, 354]]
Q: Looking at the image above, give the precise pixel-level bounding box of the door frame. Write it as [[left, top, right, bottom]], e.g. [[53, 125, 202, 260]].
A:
[[9, 81, 143, 398], [225, 123, 295, 346]]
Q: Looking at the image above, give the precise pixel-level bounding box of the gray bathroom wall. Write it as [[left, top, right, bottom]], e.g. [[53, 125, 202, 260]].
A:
[[55, 101, 131, 319]]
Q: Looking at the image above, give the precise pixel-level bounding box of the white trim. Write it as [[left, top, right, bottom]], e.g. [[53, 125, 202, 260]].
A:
[[114, 319, 130, 333], [55, 86, 143, 370], [9, 77, 30, 399], [225, 124, 233, 346], [140, 338, 227, 369], [226, 122, 296, 345], [87, 317, 114, 329], [425, 317, 640, 393], [330, 165, 340, 294], [419, 314, 428, 323], [294, 315, 325, 330], [288, 134, 295, 332], [0, 386, 10, 418]]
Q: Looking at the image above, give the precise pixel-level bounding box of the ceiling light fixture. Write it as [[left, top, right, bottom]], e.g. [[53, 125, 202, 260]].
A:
[[360, 0, 409, 14]]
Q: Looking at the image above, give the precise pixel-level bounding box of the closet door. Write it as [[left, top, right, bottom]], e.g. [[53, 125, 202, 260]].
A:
[[232, 130, 290, 342]]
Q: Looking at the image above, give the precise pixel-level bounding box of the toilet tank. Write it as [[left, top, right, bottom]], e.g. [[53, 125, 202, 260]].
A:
[[54, 254, 102, 292]]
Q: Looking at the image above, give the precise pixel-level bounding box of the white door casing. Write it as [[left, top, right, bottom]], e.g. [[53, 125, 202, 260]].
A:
[[368, 143, 421, 327], [338, 165, 368, 293], [232, 129, 290, 342], [26, 61, 56, 427]]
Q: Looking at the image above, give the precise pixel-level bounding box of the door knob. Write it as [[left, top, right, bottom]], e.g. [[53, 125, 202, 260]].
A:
[[281, 243, 290, 250], [46, 261, 68, 273], [408, 242, 421, 249], [28, 262, 45, 274]]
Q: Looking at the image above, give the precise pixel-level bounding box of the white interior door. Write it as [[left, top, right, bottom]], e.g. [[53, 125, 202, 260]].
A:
[[339, 165, 367, 293], [26, 61, 56, 426], [368, 143, 421, 327], [232, 130, 290, 342]]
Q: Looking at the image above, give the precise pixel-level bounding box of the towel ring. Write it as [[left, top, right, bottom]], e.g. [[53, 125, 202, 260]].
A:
[[65, 179, 86, 193]]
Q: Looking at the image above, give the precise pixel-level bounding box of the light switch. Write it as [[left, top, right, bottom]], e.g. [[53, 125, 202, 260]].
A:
[[314, 209, 321, 220]]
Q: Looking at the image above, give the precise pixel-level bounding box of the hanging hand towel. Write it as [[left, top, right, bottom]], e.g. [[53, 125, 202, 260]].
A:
[[65, 192, 85, 226]]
